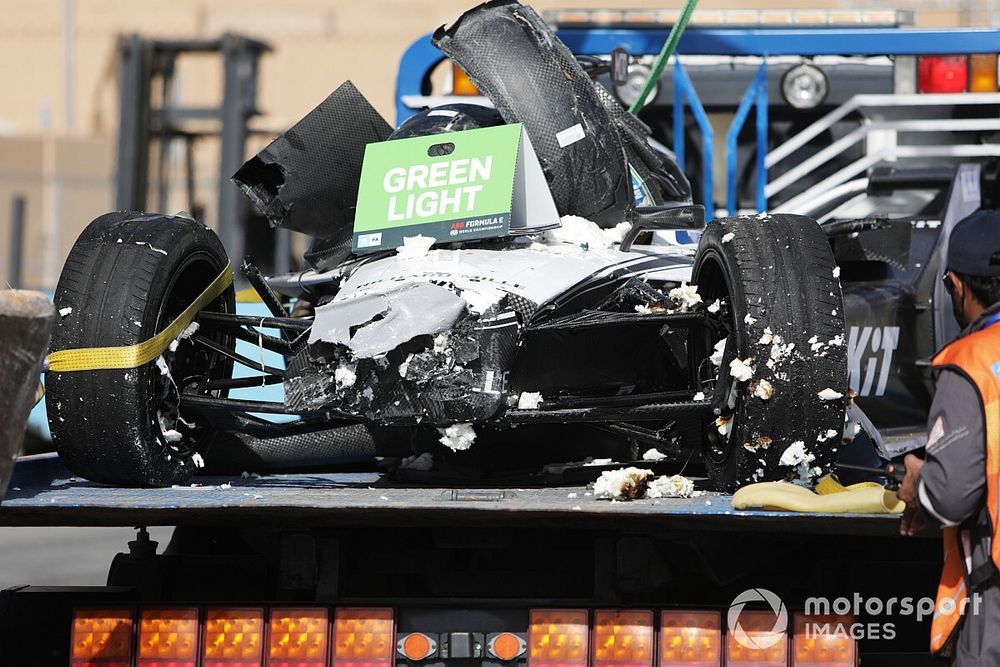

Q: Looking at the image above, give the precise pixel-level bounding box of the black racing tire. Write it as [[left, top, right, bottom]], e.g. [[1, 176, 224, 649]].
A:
[[692, 213, 848, 491], [47, 212, 235, 487]]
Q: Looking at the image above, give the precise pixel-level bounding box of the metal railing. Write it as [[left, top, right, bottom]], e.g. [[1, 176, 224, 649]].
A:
[[768, 93, 1000, 213]]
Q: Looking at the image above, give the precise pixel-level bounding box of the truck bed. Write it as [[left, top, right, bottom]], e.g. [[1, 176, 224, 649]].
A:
[[0, 454, 908, 536]]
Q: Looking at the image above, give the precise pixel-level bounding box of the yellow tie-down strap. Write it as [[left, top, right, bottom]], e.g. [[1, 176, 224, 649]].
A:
[[46, 262, 233, 373]]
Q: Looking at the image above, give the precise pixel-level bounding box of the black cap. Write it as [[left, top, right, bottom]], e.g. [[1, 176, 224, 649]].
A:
[[947, 209, 1000, 278]]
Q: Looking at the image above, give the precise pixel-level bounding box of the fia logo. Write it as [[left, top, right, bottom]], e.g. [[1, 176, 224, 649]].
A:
[[848, 326, 901, 397]]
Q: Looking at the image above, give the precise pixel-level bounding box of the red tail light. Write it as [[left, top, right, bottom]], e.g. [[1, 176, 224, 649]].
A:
[[527, 609, 589, 667], [918, 55, 968, 93], [70, 607, 135, 667]]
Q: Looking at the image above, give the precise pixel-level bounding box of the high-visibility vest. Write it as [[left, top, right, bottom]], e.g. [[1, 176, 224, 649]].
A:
[[928, 319, 1000, 655]]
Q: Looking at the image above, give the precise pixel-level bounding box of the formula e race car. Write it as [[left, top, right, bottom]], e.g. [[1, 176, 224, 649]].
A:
[[45, 0, 851, 490]]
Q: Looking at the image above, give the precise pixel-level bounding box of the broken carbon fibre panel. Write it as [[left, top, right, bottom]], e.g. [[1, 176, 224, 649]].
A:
[[433, 0, 630, 227], [232, 81, 392, 251], [285, 290, 524, 424]]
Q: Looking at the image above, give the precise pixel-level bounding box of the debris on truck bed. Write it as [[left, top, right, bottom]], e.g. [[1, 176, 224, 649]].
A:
[[593, 468, 702, 501]]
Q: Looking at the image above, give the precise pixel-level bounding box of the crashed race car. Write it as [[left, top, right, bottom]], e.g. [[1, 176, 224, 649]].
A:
[[45, 0, 850, 491]]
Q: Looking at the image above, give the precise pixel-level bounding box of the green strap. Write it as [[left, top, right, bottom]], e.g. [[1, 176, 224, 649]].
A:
[[628, 0, 700, 115]]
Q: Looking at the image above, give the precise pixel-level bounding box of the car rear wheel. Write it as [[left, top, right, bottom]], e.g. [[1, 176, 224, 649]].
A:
[[692, 213, 848, 491], [47, 212, 235, 487]]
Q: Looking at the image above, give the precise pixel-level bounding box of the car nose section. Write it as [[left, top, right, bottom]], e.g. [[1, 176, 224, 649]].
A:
[[285, 282, 522, 425]]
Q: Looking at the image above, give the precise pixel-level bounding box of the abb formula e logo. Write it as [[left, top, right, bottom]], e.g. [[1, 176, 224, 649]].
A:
[[847, 326, 900, 397]]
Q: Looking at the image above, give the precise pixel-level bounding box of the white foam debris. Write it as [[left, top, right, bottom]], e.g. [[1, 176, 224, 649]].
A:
[[844, 421, 862, 440], [438, 423, 476, 451], [161, 428, 183, 443], [334, 363, 357, 389], [716, 415, 733, 437], [220, 483, 232, 489], [647, 474, 700, 499], [693, 391, 706, 401], [155, 355, 171, 376], [642, 448, 668, 461], [817, 388, 843, 401], [758, 327, 774, 345], [829, 334, 844, 347], [635, 304, 653, 315], [707, 299, 721, 313], [833, 266, 841, 278], [178, 321, 199, 340], [401, 452, 434, 471], [816, 428, 840, 443], [396, 235, 436, 259], [721, 232, 735, 243], [462, 286, 505, 314], [752, 379, 773, 400], [594, 467, 653, 500], [567, 492, 578, 498], [191, 453, 205, 468], [729, 357, 754, 382], [169, 321, 201, 352], [543, 215, 630, 250], [756, 211, 770, 220], [780, 440, 814, 467], [398, 354, 414, 378], [668, 282, 703, 310], [744, 313, 757, 325], [517, 391, 544, 409], [709, 338, 727, 367], [58, 306, 72, 317], [433, 332, 451, 355]]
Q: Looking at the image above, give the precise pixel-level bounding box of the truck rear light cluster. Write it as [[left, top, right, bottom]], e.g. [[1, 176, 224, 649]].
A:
[[72, 607, 393, 667], [528, 609, 854, 667], [72, 607, 854, 667], [918, 54, 999, 93]]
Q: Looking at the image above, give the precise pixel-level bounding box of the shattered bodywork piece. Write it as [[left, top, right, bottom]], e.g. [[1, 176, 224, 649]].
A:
[[434, 0, 630, 225], [233, 81, 392, 266]]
